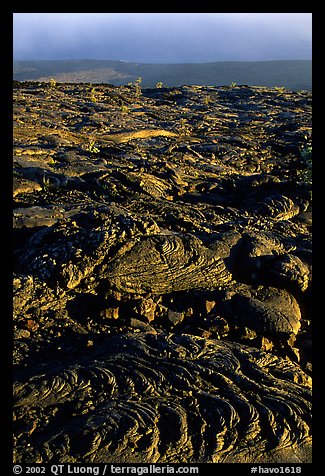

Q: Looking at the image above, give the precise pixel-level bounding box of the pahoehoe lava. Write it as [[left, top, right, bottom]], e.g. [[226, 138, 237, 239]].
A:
[[14, 333, 311, 463], [13, 81, 312, 463]]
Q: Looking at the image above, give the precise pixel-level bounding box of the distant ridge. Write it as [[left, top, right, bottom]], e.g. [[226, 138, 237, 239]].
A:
[[13, 59, 312, 91]]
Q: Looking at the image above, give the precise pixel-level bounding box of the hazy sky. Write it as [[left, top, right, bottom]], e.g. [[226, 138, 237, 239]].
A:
[[13, 13, 312, 63]]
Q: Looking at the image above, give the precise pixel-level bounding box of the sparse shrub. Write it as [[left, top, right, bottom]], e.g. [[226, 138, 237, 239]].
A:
[[177, 118, 193, 140], [127, 77, 142, 98], [90, 87, 98, 103], [109, 183, 117, 197], [121, 104, 129, 114], [298, 146, 312, 184], [156, 82, 163, 88], [203, 94, 212, 105], [49, 78, 56, 88], [84, 139, 100, 154], [42, 174, 51, 190], [230, 82, 237, 88], [134, 77, 142, 98]]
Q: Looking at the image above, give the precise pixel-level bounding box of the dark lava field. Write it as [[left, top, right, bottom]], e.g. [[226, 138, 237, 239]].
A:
[[13, 81, 312, 463]]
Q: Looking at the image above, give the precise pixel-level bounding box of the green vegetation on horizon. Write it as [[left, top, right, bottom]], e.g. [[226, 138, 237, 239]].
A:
[[13, 59, 312, 91]]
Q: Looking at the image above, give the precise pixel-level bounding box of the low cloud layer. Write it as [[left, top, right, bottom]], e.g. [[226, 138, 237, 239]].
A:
[[13, 13, 312, 63]]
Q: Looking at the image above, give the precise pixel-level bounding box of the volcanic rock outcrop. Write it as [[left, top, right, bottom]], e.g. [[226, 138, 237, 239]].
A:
[[14, 333, 311, 463], [13, 81, 312, 463]]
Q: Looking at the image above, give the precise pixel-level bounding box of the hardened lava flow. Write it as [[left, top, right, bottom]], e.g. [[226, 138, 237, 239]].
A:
[[13, 81, 312, 463]]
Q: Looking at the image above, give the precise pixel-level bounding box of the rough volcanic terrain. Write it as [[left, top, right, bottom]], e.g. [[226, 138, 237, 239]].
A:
[[13, 81, 312, 463]]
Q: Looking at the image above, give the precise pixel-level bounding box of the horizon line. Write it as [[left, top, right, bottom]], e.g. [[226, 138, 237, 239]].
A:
[[13, 58, 312, 64]]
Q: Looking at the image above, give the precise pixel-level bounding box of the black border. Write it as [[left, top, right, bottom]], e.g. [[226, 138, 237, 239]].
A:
[[5, 6, 317, 474]]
